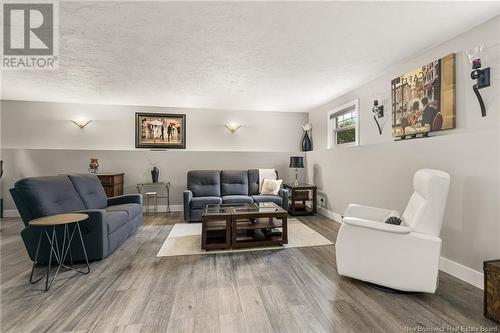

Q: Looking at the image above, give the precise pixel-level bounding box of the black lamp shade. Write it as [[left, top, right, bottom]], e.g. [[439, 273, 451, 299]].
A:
[[289, 156, 304, 168]]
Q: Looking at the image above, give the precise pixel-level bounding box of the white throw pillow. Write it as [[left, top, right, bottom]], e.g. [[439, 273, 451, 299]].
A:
[[260, 179, 283, 195]]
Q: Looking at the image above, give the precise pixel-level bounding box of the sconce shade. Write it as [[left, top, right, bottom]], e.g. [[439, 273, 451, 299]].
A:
[[72, 120, 92, 128], [225, 123, 241, 133], [465, 46, 484, 66], [289, 156, 304, 168]]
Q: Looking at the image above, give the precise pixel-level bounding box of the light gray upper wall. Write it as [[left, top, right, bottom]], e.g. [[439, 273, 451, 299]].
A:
[[306, 16, 500, 272], [1, 100, 308, 152], [0, 100, 307, 209]]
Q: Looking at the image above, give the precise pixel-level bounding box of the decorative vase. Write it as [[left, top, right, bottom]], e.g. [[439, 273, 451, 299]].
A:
[[151, 166, 160, 183], [0, 160, 3, 178], [89, 158, 99, 173], [301, 131, 312, 151]]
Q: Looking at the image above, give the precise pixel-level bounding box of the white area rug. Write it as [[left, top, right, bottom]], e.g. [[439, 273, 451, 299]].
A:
[[156, 218, 333, 257]]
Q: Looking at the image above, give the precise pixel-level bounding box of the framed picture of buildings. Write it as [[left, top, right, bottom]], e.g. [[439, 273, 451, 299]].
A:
[[391, 53, 456, 140], [135, 113, 186, 149]]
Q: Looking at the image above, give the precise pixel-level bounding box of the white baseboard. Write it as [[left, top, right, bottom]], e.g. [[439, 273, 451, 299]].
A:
[[3, 209, 20, 218], [439, 257, 484, 289], [317, 206, 342, 223], [316, 207, 485, 290]]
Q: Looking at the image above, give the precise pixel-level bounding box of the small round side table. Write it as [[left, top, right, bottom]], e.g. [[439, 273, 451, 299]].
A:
[[29, 213, 90, 291]]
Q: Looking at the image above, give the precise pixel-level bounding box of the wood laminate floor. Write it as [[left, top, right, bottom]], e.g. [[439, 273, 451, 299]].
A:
[[1, 213, 497, 333]]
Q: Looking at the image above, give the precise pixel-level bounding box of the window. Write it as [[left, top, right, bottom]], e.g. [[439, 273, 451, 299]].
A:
[[327, 99, 359, 148]]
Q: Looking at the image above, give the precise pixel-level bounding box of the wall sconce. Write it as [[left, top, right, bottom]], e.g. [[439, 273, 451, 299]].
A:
[[465, 46, 490, 117], [372, 97, 384, 135], [225, 122, 241, 134], [72, 119, 92, 128]]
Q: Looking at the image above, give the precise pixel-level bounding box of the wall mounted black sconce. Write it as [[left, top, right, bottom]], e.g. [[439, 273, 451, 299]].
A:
[[372, 98, 384, 135], [465, 46, 490, 117]]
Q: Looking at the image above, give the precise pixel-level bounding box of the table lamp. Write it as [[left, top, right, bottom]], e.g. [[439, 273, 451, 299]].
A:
[[289, 156, 304, 186]]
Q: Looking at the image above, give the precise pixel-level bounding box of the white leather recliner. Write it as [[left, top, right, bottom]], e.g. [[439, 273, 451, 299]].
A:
[[335, 169, 451, 293]]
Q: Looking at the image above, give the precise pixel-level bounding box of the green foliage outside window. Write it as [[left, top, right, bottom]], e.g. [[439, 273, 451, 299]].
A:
[[336, 128, 356, 144]]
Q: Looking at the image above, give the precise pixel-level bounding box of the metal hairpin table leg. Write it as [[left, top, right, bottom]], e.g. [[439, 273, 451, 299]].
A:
[[75, 222, 90, 274], [29, 229, 44, 284], [30, 222, 90, 291]]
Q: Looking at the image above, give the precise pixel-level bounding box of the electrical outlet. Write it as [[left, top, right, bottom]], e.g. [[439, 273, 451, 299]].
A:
[[317, 195, 326, 208]]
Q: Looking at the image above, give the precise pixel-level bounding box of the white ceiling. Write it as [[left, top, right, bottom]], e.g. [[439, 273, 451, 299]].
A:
[[2, 1, 500, 112]]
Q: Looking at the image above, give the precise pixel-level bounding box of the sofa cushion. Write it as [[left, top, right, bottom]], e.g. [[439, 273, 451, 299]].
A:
[[14, 176, 86, 218], [222, 195, 253, 204], [188, 170, 221, 197], [68, 174, 108, 209], [105, 210, 129, 234], [251, 195, 283, 206], [248, 169, 260, 195], [190, 196, 223, 209], [221, 170, 249, 196], [106, 203, 142, 220]]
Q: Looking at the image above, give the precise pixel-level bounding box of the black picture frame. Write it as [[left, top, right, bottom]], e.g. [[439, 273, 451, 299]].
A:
[[135, 112, 186, 149]]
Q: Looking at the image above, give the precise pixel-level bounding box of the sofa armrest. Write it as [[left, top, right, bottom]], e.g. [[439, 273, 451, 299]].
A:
[[183, 190, 193, 221], [344, 204, 399, 222], [75, 209, 109, 259], [343, 217, 411, 234], [76, 209, 107, 233], [279, 188, 289, 210], [108, 194, 142, 206]]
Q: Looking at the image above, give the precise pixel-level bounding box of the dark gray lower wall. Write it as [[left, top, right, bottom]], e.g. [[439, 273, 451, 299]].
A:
[[1, 149, 305, 210]]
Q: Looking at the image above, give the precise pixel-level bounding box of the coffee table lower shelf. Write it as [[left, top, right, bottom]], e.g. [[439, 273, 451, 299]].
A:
[[231, 218, 287, 249]]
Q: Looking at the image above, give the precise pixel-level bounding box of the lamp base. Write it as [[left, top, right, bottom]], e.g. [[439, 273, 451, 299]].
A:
[[293, 179, 299, 186]]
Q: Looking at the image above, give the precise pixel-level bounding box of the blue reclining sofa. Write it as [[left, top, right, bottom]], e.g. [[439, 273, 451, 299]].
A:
[[184, 169, 289, 222], [10, 174, 143, 263]]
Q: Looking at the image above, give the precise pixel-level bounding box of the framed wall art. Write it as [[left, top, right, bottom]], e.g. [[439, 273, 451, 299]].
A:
[[135, 113, 186, 149], [391, 53, 455, 140]]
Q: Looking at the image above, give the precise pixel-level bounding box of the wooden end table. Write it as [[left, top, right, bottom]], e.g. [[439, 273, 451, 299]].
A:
[[29, 213, 90, 291], [283, 183, 317, 216]]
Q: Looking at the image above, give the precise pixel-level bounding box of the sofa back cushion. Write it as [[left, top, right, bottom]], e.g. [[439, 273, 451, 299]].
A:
[[221, 170, 248, 196], [188, 170, 221, 197], [13, 176, 86, 221], [248, 169, 260, 195], [68, 174, 108, 209]]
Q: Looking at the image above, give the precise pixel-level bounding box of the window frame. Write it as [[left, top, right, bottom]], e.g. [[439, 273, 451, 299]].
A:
[[327, 99, 360, 148]]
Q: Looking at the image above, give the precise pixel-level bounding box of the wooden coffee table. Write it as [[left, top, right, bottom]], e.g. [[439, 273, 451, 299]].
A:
[[201, 202, 288, 250]]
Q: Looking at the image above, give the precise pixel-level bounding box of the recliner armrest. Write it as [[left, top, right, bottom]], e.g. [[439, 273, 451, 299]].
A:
[[279, 188, 289, 210], [108, 194, 142, 206], [344, 204, 399, 222], [75, 209, 106, 232], [74, 209, 108, 258], [183, 190, 193, 221], [343, 217, 411, 234]]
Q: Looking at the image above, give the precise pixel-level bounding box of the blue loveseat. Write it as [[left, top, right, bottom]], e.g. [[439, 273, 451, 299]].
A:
[[10, 174, 143, 263], [183, 169, 289, 222]]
